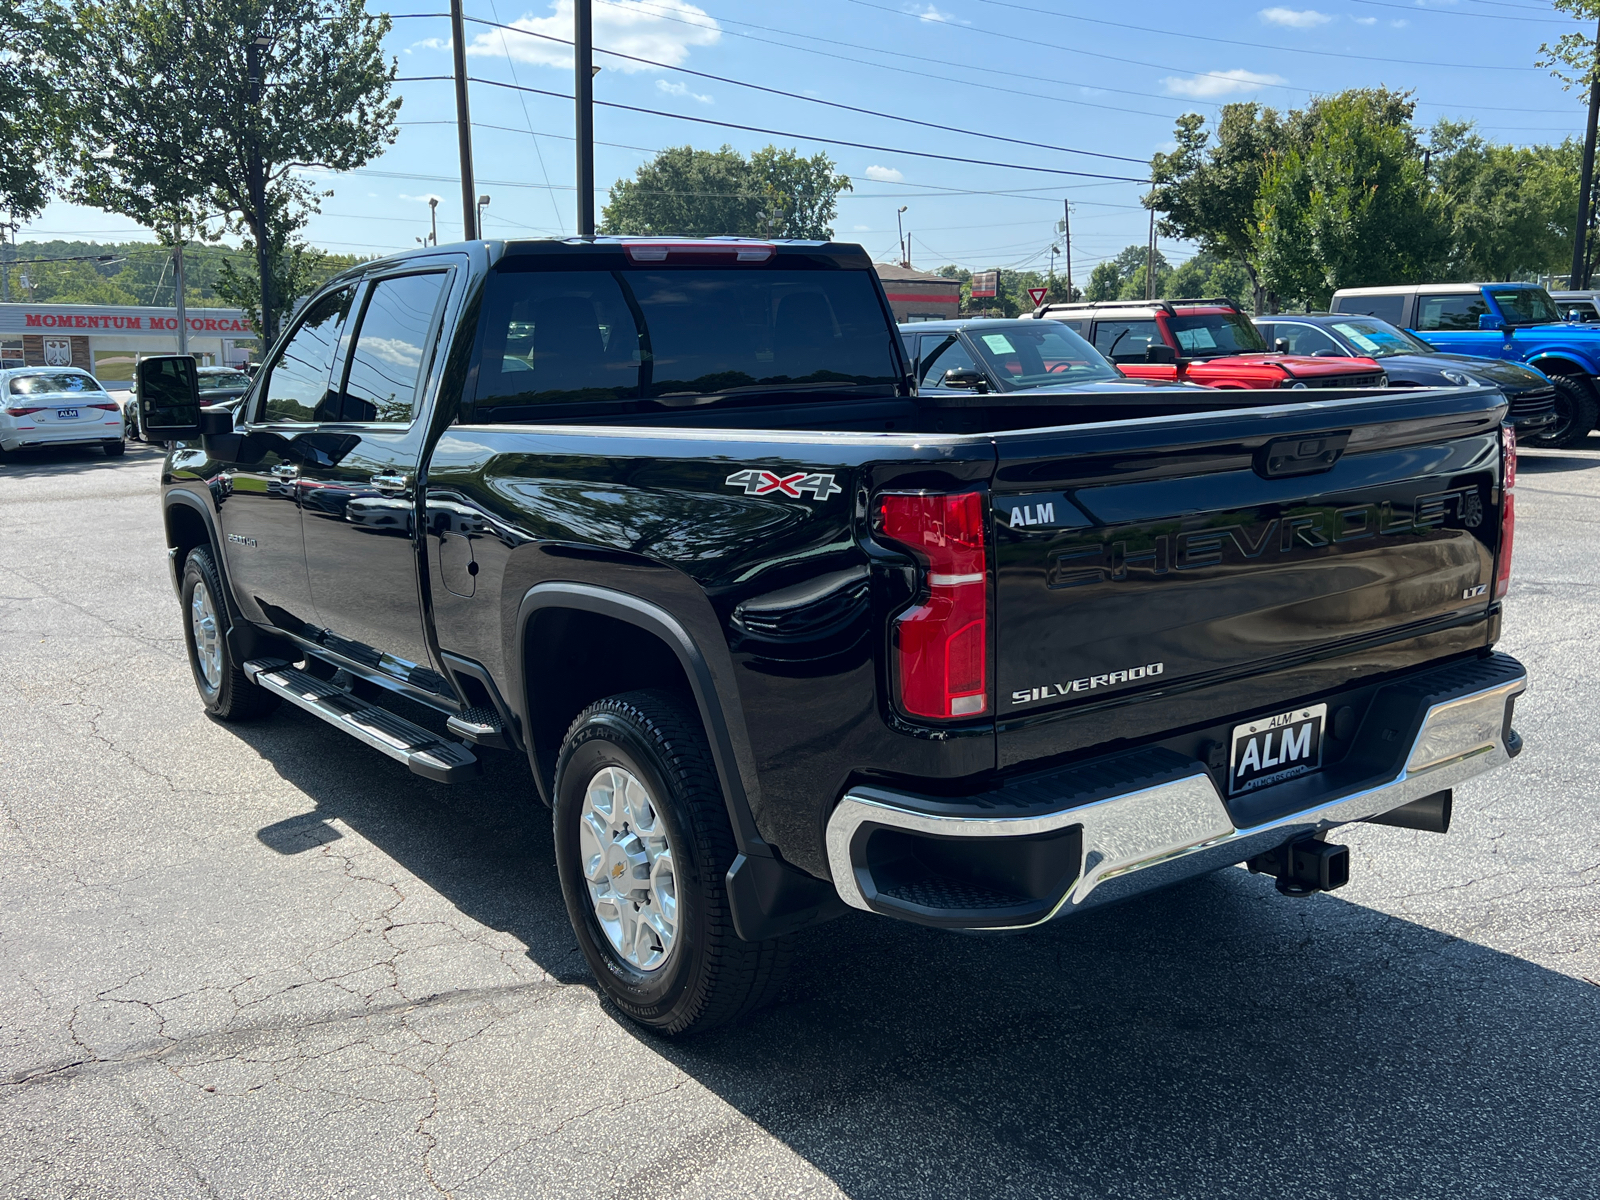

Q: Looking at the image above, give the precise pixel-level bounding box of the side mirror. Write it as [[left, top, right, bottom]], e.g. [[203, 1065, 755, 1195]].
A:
[[136, 355, 201, 439], [941, 366, 989, 392], [1478, 313, 1510, 333], [1568, 309, 1587, 323], [1143, 344, 1177, 365], [1274, 337, 1290, 354]]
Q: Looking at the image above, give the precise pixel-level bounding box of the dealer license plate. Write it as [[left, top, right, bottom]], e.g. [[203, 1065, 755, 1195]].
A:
[[56, 408, 78, 419], [1228, 703, 1326, 795]]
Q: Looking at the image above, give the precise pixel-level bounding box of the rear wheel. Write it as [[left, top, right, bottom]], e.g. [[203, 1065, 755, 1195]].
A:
[[180, 546, 279, 720], [553, 690, 792, 1035], [1527, 375, 1597, 450]]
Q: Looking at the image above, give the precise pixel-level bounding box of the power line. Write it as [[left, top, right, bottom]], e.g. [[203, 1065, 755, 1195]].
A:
[[394, 75, 1152, 182], [1345, 0, 1570, 21], [456, 12, 1152, 167]]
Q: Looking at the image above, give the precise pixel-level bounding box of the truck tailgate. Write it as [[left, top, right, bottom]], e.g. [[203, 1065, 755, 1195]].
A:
[[991, 388, 1506, 765]]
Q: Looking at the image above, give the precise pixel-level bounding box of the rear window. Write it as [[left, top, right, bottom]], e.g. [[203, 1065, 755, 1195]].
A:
[[198, 370, 251, 392], [1331, 293, 1406, 325], [9, 372, 100, 395], [469, 266, 899, 421]]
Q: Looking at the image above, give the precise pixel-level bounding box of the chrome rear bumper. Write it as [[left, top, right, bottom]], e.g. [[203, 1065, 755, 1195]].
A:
[[826, 653, 1526, 929]]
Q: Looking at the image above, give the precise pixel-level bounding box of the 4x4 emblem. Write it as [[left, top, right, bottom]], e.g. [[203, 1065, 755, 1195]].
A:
[[725, 469, 842, 501]]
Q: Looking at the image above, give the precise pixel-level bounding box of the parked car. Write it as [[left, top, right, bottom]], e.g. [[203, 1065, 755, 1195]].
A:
[[1331, 282, 1600, 447], [140, 237, 1525, 1035], [0, 367, 126, 459], [1028, 297, 1386, 389], [1548, 289, 1600, 323], [1253, 313, 1559, 437], [128, 365, 251, 441]]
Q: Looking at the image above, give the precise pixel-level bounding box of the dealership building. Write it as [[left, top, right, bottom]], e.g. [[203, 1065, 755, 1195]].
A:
[[0, 302, 260, 383], [874, 264, 963, 323]]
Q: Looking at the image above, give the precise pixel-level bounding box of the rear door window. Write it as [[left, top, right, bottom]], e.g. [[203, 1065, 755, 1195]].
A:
[[323, 272, 449, 423], [1333, 293, 1407, 325], [1416, 293, 1489, 332], [1273, 323, 1342, 355], [1092, 320, 1160, 363], [917, 334, 978, 386], [258, 287, 355, 423]]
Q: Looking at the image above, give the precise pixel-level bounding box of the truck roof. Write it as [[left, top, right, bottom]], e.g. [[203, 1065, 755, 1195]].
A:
[[1332, 282, 1545, 298]]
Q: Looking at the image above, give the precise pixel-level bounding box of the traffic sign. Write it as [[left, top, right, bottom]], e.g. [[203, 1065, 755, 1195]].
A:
[[1028, 287, 1049, 306]]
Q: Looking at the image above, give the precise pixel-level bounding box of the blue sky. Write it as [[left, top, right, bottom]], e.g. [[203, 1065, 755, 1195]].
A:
[[20, 0, 1596, 278]]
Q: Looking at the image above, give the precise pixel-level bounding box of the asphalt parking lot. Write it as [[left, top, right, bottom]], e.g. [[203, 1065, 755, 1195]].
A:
[[2, 438, 1597, 1200]]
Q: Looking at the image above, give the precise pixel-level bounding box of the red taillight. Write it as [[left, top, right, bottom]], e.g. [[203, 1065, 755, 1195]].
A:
[[88, 402, 120, 412], [1496, 424, 1516, 599], [5, 405, 46, 417], [877, 491, 989, 720]]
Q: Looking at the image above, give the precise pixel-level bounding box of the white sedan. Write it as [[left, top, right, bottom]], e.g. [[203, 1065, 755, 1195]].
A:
[[0, 368, 126, 459]]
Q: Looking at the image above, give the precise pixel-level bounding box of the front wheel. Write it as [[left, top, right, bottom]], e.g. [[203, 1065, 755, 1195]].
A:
[[180, 546, 279, 720], [553, 690, 792, 1035], [1527, 375, 1598, 450]]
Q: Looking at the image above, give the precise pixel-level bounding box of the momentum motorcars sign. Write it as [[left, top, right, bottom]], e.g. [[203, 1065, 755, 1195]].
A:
[[0, 302, 251, 335]]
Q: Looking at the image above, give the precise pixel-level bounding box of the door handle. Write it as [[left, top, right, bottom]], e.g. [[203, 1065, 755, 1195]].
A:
[[370, 472, 411, 495], [271, 464, 300, 479]]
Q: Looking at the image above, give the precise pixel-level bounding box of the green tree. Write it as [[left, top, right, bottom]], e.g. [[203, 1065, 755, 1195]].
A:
[[70, 0, 399, 344], [1256, 89, 1448, 310], [0, 0, 69, 224], [601, 144, 850, 238], [1150, 104, 1284, 313], [1163, 249, 1251, 307]]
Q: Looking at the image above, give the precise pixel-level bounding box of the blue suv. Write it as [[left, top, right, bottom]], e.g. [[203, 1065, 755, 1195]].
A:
[[1330, 282, 1599, 448]]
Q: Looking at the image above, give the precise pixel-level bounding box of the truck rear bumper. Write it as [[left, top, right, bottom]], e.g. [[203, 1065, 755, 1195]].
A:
[[825, 652, 1526, 929]]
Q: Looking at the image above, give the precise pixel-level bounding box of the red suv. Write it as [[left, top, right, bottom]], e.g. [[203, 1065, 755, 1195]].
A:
[[1033, 298, 1386, 389]]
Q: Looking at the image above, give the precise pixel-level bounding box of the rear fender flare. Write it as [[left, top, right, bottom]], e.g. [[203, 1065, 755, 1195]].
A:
[[512, 581, 770, 859]]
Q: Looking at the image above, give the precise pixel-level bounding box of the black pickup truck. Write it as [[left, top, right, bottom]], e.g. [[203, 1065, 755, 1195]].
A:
[[140, 237, 1527, 1035]]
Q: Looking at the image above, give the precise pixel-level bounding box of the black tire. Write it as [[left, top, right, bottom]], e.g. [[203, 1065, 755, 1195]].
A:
[[1528, 375, 1598, 450], [180, 546, 279, 720], [102, 438, 125, 457], [553, 689, 792, 1035]]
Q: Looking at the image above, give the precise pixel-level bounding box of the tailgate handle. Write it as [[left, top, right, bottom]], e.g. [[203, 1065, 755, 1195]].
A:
[[1255, 431, 1351, 479]]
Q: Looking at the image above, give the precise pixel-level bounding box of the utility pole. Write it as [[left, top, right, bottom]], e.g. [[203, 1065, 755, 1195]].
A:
[[575, 0, 595, 236], [0, 219, 14, 303], [1062, 199, 1072, 302], [173, 236, 188, 356], [1573, 17, 1600, 289], [896, 206, 908, 267], [246, 35, 274, 348], [1145, 203, 1156, 301], [450, 0, 478, 240]]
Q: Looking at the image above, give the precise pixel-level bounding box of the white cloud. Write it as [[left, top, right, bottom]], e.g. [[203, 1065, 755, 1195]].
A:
[[410, 37, 450, 51], [864, 165, 904, 182], [1161, 68, 1286, 98], [1390, 18, 1408, 26], [852, 224, 871, 231], [908, 4, 959, 21], [656, 78, 712, 103], [1353, 15, 1376, 23], [466, 0, 719, 73], [399, 193, 446, 205], [1258, 7, 1330, 28]]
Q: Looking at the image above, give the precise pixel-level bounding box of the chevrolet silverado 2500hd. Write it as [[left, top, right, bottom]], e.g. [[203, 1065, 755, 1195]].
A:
[[140, 237, 1527, 1035]]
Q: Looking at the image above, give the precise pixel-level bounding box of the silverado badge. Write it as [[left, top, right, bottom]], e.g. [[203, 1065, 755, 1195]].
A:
[[725, 469, 843, 501]]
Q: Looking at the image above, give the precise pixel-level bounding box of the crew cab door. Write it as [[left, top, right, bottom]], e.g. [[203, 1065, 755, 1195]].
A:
[[297, 266, 455, 687], [220, 285, 356, 633], [1408, 291, 1495, 357]]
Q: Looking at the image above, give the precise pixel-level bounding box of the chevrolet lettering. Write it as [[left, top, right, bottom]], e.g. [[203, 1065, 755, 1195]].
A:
[[143, 235, 1526, 1037]]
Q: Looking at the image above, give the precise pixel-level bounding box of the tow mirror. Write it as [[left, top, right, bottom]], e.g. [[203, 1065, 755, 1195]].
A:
[[136, 355, 201, 439], [1143, 344, 1177, 365], [941, 366, 989, 392]]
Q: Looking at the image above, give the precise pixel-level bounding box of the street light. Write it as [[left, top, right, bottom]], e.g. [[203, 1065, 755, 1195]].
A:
[[477, 194, 490, 234], [896, 206, 908, 268], [428, 197, 438, 245]]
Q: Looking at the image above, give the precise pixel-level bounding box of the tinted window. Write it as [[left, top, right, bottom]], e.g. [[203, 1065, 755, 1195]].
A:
[[966, 323, 1118, 389], [471, 267, 898, 420], [1092, 320, 1160, 363], [9, 372, 99, 395], [1273, 323, 1341, 356], [323, 272, 448, 423], [1489, 288, 1560, 326], [1332, 293, 1406, 325], [260, 288, 354, 422], [917, 334, 979, 386], [1416, 293, 1489, 332]]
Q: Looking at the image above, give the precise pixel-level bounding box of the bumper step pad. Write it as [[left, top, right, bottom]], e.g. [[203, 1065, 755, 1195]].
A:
[[244, 659, 479, 783]]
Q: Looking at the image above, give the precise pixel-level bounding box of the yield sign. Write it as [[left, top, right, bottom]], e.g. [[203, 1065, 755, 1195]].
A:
[[1028, 286, 1049, 306]]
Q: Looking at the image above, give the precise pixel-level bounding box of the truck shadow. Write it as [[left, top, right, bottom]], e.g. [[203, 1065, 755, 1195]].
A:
[[235, 706, 1600, 1199], [0, 441, 163, 479]]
